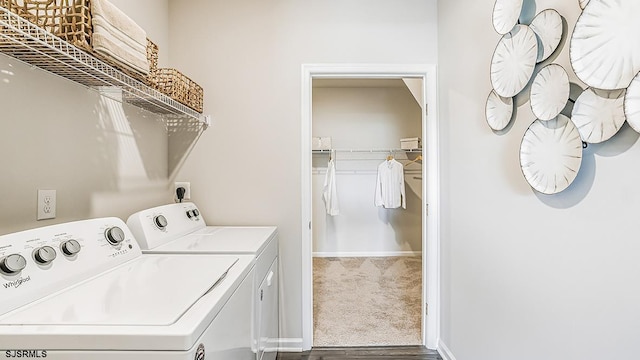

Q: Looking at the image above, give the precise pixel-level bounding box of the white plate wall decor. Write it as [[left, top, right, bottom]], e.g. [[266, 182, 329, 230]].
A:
[[571, 88, 626, 143], [570, 0, 640, 90], [485, 90, 514, 131], [520, 115, 583, 194], [490, 25, 539, 98], [624, 72, 640, 133], [530, 64, 570, 121], [492, 0, 524, 35], [579, 0, 590, 10], [529, 9, 563, 63]]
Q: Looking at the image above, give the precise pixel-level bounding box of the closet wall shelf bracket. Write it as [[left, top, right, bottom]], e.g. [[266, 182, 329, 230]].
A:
[[0, 7, 208, 128]]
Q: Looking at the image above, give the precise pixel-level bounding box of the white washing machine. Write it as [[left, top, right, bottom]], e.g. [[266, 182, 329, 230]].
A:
[[126, 202, 278, 360], [0, 217, 254, 360]]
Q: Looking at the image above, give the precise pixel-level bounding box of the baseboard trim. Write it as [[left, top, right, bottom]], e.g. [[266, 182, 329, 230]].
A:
[[312, 251, 422, 258], [438, 339, 457, 360], [277, 338, 304, 352]]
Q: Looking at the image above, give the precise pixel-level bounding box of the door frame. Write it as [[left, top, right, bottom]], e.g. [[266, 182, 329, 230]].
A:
[[300, 63, 440, 350]]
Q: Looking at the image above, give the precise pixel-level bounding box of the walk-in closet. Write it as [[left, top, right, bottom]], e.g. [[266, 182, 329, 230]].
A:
[[311, 78, 424, 346]]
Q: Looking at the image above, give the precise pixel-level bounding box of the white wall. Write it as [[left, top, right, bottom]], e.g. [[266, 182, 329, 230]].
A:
[[439, 1, 640, 359], [168, 0, 438, 345], [0, 1, 172, 235], [312, 86, 422, 256]]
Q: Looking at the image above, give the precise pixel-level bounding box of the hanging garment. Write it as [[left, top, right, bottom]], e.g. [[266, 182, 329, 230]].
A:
[[374, 158, 406, 209], [323, 159, 340, 216]]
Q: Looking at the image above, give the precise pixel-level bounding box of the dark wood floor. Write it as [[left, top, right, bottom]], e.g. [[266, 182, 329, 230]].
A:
[[276, 346, 443, 360]]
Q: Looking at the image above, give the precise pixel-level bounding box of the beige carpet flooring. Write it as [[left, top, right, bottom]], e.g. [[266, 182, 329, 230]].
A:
[[313, 256, 422, 347]]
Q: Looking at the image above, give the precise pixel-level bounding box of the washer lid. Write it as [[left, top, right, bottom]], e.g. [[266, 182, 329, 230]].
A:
[[152, 226, 277, 254], [0, 254, 238, 326]]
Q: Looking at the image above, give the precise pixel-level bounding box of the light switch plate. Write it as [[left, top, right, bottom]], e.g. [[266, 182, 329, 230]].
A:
[[37, 189, 56, 220]]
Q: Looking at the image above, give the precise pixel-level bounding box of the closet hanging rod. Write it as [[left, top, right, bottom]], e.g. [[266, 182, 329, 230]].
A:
[[312, 148, 422, 153], [312, 169, 422, 175], [313, 158, 423, 162]]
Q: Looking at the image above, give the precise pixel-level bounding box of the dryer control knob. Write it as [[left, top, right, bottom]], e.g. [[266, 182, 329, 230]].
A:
[[0, 254, 27, 275], [186, 210, 195, 218], [105, 227, 126, 246], [154, 215, 168, 229], [60, 240, 81, 256], [193, 209, 200, 217], [33, 246, 57, 265]]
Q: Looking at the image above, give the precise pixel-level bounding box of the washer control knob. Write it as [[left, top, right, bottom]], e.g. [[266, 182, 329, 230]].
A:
[[33, 246, 57, 265], [193, 209, 200, 217], [154, 215, 168, 229], [105, 227, 126, 246], [0, 254, 27, 275], [186, 210, 195, 218], [60, 240, 81, 256]]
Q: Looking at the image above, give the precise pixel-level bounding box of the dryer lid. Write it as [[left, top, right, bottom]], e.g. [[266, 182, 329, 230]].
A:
[[0, 254, 238, 326], [154, 226, 277, 254]]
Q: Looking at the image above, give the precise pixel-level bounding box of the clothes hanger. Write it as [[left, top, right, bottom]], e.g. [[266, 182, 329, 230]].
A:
[[386, 151, 394, 161], [405, 155, 423, 165]]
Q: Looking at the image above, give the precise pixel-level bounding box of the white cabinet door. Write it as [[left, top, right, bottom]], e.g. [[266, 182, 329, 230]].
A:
[[257, 258, 278, 360]]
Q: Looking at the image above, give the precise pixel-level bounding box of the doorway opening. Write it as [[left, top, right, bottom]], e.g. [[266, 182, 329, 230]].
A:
[[300, 64, 440, 351], [312, 78, 423, 346]]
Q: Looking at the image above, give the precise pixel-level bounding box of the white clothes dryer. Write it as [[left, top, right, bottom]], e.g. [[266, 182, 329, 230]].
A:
[[127, 203, 279, 360], [0, 217, 254, 360]]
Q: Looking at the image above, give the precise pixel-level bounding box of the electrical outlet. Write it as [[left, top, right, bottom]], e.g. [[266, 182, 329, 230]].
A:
[[174, 182, 191, 202], [37, 189, 56, 220]]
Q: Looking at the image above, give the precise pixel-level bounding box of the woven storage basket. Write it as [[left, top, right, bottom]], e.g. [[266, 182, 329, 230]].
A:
[[147, 39, 158, 82], [1, 0, 86, 39], [153, 68, 203, 113], [0, 0, 32, 41], [1, 0, 157, 85]]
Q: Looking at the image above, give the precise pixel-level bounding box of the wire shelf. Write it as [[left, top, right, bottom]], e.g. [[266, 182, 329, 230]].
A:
[[0, 7, 208, 127], [312, 148, 423, 153]]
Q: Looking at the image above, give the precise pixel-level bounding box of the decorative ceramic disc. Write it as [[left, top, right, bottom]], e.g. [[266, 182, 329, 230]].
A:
[[579, 0, 590, 10], [529, 9, 563, 63], [520, 115, 583, 195], [485, 90, 514, 131], [530, 64, 570, 121], [571, 88, 626, 143], [570, 0, 640, 90], [490, 25, 539, 98], [492, 0, 524, 35], [624, 72, 640, 133]]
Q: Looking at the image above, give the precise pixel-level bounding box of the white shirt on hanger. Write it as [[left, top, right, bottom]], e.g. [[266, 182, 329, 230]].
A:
[[374, 158, 406, 209], [323, 158, 340, 216]]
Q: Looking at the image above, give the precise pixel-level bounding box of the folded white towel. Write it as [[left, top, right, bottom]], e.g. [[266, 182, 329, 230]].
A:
[[91, 0, 149, 75], [92, 32, 149, 75], [92, 16, 146, 55]]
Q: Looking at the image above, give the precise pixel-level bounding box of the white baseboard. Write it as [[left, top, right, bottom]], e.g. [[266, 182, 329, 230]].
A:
[[277, 338, 303, 352], [312, 251, 422, 258], [438, 339, 457, 360]]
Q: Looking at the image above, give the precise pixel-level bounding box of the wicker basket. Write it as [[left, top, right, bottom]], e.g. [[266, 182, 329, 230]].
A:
[[147, 39, 158, 74], [153, 68, 203, 113], [1, 0, 157, 84], [1, 0, 84, 39]]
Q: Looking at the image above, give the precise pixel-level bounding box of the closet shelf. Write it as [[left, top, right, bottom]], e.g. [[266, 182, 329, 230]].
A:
[[312, 148, 422, 153], [0, 7, 209, 128]]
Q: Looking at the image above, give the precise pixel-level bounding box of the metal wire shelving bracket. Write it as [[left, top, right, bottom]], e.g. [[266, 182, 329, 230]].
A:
[[0, 7, 210, 128]]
